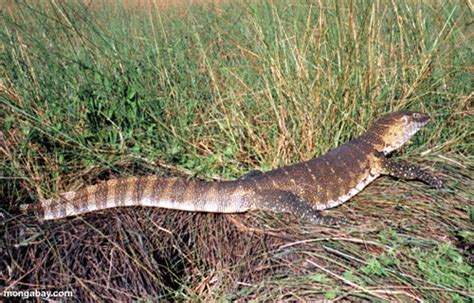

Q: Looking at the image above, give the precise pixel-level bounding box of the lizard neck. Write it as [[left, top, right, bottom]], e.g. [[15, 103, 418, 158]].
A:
[[356, 128, 386, 155]]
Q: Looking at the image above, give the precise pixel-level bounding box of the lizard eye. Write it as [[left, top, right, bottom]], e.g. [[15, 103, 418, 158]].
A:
[[413, 113, 420, 119]]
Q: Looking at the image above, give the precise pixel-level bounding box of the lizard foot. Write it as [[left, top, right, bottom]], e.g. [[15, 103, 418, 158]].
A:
[[429, 176, 445, 189]]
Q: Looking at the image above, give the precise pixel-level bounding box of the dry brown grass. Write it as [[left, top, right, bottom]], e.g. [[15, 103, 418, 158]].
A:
[[2, 159, 472, 301]]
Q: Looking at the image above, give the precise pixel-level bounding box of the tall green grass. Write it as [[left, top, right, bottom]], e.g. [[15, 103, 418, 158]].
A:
[[1, 0, 472, 300], [1, 1, 471, 198]]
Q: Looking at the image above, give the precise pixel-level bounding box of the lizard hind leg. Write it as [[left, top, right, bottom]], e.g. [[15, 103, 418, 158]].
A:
[[253, 190, 348, 226]]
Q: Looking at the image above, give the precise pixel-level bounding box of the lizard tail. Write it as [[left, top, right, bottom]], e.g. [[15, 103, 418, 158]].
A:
[[22, 176, 251, 221]]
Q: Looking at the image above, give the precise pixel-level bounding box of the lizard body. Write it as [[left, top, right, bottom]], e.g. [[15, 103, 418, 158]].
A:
[[23, 111, 444, 225]]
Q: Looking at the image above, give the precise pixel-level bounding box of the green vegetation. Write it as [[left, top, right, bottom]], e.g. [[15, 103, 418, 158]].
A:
[[1, 0, 472, 301]]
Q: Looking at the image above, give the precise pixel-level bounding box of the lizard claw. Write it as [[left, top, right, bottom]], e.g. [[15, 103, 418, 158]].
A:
[[430, 177, 445, 189], [310, 214, 351, 227], [332, 216, 352, 227]]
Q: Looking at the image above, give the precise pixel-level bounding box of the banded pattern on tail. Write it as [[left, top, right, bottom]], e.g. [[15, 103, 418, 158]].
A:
[[25, 176, 252, 220]]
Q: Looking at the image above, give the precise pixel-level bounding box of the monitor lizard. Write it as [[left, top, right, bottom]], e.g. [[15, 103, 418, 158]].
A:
[[22, 110, 444, 225]]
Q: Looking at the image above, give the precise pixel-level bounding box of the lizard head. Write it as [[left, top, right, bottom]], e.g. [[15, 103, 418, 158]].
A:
[[368, 110, 430, 155]]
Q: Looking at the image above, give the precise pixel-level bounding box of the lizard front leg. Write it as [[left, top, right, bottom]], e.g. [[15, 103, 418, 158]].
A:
[[253, 190, 348, 226], [381, 158, 444, 189]]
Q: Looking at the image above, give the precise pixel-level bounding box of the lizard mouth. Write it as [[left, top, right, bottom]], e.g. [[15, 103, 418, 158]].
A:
[[416, 113, 431, 127], [410, 113, 430, 135]]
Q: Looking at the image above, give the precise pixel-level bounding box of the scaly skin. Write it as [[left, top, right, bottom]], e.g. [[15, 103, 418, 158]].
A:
[[22, 111, 444, 225]]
